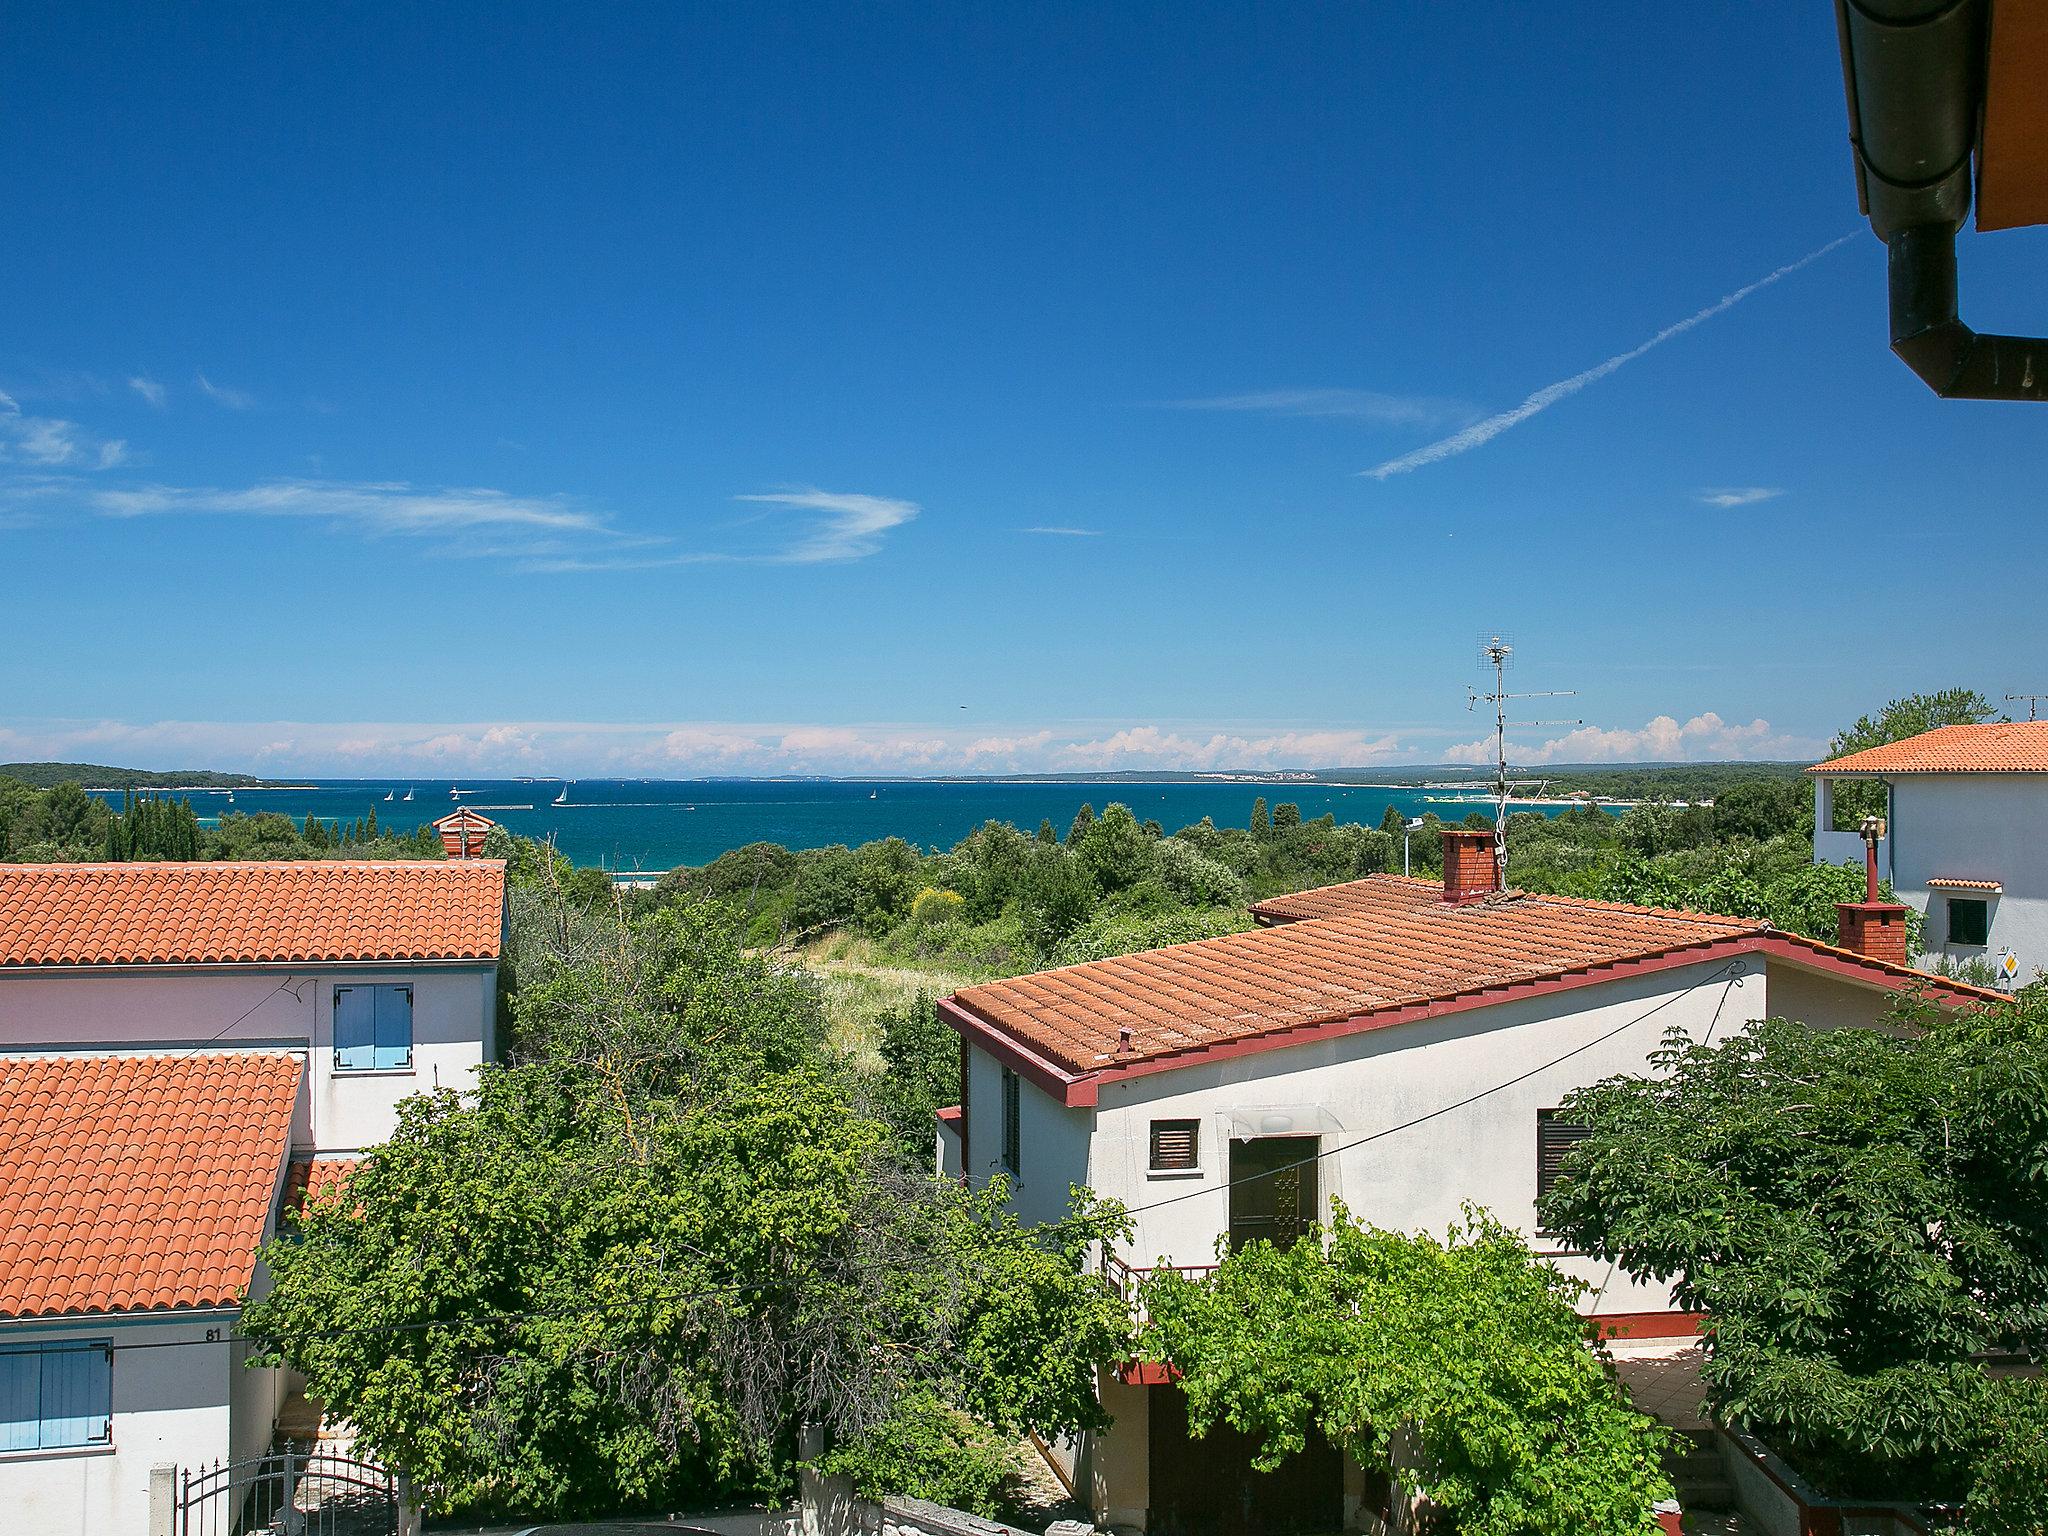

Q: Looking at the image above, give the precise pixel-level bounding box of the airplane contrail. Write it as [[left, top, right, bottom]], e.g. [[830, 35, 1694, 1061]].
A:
[[1362, 233, 1858, 481]]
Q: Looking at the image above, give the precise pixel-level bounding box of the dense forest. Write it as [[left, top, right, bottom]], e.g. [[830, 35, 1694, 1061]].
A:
[[0, 760, 282, 789]]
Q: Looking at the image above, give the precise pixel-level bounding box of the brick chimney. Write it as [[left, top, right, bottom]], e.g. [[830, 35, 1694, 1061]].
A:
[[1836, 815, 1909, 966], [1440, 827, 1500, 903]]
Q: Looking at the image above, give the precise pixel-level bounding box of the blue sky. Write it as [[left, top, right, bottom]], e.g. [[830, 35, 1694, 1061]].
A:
[[3, 3, 2043, 777]]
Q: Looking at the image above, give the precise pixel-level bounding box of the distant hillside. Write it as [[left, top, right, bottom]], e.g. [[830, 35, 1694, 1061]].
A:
[[0, 762, 284, 790]]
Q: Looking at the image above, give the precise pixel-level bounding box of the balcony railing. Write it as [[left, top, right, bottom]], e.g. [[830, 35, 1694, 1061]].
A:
[[1100, 1251, 1221, 1323]]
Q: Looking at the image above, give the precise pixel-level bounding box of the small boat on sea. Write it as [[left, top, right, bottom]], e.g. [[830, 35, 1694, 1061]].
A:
[[402, 787, 414, 802], [553, 782, 571, 805], [383, 791, 394, 801]]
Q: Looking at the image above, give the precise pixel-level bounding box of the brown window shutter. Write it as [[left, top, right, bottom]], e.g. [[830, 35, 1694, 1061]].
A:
[[1536, 1109, 1592, 1204], [1150, 1118, 1200, 1172]]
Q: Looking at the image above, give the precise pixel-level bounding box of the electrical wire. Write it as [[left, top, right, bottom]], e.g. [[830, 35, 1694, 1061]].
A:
[[75, 959, 1747, 1360]]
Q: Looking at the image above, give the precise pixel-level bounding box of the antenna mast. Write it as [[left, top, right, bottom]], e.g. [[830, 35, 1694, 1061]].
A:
[[2005, 693, 2048, 721], [1466, 636, 1579, 883]]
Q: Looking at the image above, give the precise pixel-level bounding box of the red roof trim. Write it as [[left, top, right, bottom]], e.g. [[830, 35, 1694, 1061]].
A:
[[944, 934, 1998, 1108]]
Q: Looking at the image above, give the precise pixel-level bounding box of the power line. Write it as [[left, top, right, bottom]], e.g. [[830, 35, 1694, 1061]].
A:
[[88, 960, 1745, 1361], [0, 972, 311, 1160]]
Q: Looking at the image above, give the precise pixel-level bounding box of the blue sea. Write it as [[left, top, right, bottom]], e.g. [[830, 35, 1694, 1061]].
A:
[[95, 779, 1606, 872]]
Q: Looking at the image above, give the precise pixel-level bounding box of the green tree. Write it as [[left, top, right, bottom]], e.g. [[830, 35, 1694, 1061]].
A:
[[1073, 803, 1157, 895], [1271, 802, 1301, 829], [247, 898, 1131, 1521], [1379, 804, 1407, 839], [1018, 846, 1096, 953], [1066, 802, 1096, 846], [1249, 796, 1269, 834], [1825, 689, 1997, 826], [1141, 1207, 1675, 1536], [1540, 994, 2048, 1521], [1035, 818, 1058, 845]]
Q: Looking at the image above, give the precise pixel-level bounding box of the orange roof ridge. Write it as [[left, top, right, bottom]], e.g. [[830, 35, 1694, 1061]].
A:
[[1810, 720, 2048, 775], [0, 1052, 303, 1319], [958, 874, 1987, 1083], [0, 859, 506, 967]]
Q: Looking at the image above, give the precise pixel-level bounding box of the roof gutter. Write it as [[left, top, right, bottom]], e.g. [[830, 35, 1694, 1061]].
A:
[[1837, 0, 2048, 400]]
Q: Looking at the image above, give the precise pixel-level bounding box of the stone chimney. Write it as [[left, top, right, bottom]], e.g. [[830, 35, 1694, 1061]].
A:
[[1836, 815, 1910, 965], [1440, 827, 1500, 903]]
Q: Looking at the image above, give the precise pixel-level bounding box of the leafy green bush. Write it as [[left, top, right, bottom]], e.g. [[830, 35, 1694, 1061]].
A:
[[1155, 837, 1248, 908], [910, 886, 966, 926], [818, 1390, 1019, 1514], [1142, 1207, 1676, 1536], [1051, 906, 1251, 965]]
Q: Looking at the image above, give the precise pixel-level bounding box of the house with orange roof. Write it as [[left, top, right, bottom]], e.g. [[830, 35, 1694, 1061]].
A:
[[936, 828, 1995, 1536], [0, 1052, 304, 1534], [1809, 720, 2048, 983], [0, 859, 506, 1156], [0, 859, 505, 1528]]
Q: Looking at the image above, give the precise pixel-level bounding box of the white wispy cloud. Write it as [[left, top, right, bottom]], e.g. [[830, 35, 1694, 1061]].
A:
[[1155, 388, 1474, 430], [91, 479, 611, 538], [194, 372, 256, 409], [731, 488, 920, 563], [0, 391, 126, 470], [1697, 486, 1783, 508], [1364, 235, 1857, 480], [128, 376, 166, 408], [1020, 525, 1101, 537], [0, 715, 1419, 777], [1444, 712, 1822, 766]]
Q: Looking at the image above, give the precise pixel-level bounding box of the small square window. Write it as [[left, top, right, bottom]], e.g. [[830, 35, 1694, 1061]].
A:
[[1947, 898, 1990, 947], [334, 984, 413, 1072], [1149, 1119, 1200, 1172]]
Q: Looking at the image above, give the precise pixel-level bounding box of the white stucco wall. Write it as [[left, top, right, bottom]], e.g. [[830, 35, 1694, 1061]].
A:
[[0, 1314, 236, 1536], [1885, 775, 2048, 977], [1083, 960, 1769, 1319], [961, 1041, 1095, 1230], [0, 963, 496, 1152]]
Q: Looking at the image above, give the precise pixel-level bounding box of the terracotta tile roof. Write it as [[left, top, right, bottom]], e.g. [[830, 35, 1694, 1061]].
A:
[[0, 860, 505, 967], [1809, 721, 2048, 776], [954, 876, 1763, 1076], [1927, 877, 2002, 891], [281, 1155, 361, 1216], [0, 1052, 302, 1318]]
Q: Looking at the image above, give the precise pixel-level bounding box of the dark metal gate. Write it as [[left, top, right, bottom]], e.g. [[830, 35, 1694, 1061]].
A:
[[177, 1447, 397, 1536]]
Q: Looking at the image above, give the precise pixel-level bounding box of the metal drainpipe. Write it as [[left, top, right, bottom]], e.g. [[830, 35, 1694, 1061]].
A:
[[1837, 0, 2048, 400]]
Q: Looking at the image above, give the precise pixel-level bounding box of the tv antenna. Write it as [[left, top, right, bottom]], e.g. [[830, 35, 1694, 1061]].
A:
[[1466, 635, 1579, 883], [2005, 692, 2048, 721]]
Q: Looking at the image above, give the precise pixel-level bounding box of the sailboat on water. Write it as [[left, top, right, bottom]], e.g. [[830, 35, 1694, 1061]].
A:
[[402, 787, 414, 802], [383, 790, 394, 801], [553, 781, 571, 806]]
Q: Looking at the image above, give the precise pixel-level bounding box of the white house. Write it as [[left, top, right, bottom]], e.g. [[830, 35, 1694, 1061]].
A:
[[0, 1051, 303, 1536], [0, 858, 506, 1533], [0, 859, 506, 1156], [1810, 719, 2048, 981], [936, 829, 1992, 1536]]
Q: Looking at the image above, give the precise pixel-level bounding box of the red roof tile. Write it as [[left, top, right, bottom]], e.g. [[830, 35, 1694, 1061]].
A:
[[1809, 721, 2048, 775], [0, 1052, 302, 1318], [281, 1155, 361, 1216], [950, 876, 1993, 1081], [0, 860, 505, 967]]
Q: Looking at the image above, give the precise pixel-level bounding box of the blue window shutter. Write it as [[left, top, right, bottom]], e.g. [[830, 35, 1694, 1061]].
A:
[[373, 986, 413, 1070], [0, 1351, 39, 1452], [334, 986, 375, 1071], [39, 1344, 109, 1447]]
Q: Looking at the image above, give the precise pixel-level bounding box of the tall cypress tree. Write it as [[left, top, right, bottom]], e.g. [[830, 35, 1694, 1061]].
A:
[[1251, 796, 1270, 833]]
